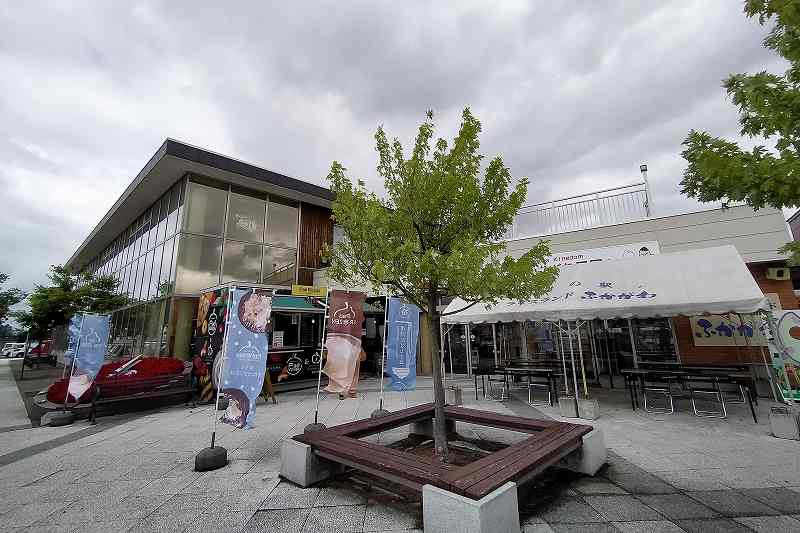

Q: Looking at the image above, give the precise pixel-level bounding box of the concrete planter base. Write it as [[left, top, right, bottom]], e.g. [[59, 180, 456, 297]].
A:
[[423, 481, 520, 533], [280, 438, 344, 487], [578, 398, 600, 420], [445, 386, 463, 406], [558, 397, 578, 418], [557, 428, 607, 476], [411, 418, 456, 438], [769, 406, 799, 440]]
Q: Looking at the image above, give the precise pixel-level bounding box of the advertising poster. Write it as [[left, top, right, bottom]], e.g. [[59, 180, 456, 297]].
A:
[[66, 313, 111, 400], [323, 290, 365, 393], [766, 310, 800, 401], [219, 288, 272, 429], [194, 288, 229, 395], [386, 298, 419, 391]]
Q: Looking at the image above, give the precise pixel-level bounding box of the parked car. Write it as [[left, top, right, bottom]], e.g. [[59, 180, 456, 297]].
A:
[[2, 342, 29, 358], [24, 340, 56, 367]]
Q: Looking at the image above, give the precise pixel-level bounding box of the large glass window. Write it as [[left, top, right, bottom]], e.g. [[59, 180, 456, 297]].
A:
[[222, 241, 262, 283], [175, 234, 222, 294], [141, 250, 154, 301], [167, 181, 183, 236], [157, 237, 175, 297], [226, 191, 266, 242], [262, 246, 296, 285], [266, 199, 298, 248], [185, 181, 227, 236], [156, 193, 169, 244], [149, 246, 163, 299]]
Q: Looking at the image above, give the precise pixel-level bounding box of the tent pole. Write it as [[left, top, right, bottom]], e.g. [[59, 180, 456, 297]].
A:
[[446, 325, 454, 375], [492, 323, 498, 366], [577, 321, 588, 397], [558, 321, 569, 394], [519, 322, 528, 360], [604, 319, 614, 388], [628, 318, 639, 369], [756, 311, 779, 402], [465, 324, 472, 376], [567, 321, 580, 414], [589, 321, 600, 386]]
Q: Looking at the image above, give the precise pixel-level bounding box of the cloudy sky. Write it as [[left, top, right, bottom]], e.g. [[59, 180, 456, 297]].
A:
[[0, 1, 784, 294]]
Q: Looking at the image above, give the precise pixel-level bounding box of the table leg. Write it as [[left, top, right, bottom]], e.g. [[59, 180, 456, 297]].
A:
[[627, 377, 636, 410], [474, 374, 478, 400], [744, 385, 758, 424]]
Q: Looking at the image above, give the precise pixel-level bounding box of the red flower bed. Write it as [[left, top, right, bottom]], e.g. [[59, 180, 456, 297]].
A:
[[47, 357, 186, 404]]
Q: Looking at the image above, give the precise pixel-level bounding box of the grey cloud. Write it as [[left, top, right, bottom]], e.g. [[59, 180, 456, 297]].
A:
[[0, 0, 785, 295]]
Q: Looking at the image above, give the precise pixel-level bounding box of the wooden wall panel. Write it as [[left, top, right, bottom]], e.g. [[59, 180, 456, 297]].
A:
[[298, 203, 333, 285]]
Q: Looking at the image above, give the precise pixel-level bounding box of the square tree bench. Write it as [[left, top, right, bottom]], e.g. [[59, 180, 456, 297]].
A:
[[282, 403, 606, 533]]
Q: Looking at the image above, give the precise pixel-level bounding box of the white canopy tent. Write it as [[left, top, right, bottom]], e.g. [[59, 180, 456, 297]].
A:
[[441, 245, 771, 414]]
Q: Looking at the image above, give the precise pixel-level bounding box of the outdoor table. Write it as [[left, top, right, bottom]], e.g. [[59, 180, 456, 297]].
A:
[[621, 368, 758, 423], [503, 366, 557, 407]]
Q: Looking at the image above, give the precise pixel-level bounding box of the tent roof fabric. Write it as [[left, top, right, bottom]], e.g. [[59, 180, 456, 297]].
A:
[[442, 245, 768, 323]]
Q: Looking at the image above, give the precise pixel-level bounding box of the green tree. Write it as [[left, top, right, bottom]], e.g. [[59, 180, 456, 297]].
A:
[[680, 1, 800, 263], [13, 265, 128, 337], [326, 108, 558, 460], [0, 273, 25, 329]]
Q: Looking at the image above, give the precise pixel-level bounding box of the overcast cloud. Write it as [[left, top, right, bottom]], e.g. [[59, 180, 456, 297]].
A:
[[0, 1, 782, 294]]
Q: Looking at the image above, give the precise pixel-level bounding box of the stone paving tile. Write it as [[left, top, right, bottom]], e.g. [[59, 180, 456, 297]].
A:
[[583, 495, 664, 522], [314, 485, 368, 507], [549, 523, 619, 533], [0, 501, 71, 528], [362, 502, 420, 532], [160, 492, 224, 512], [523, 524, 556, 533], [604, 472, 677, 495], [242, 509, 311, 532], [686, 490, 780, 517], [302, 504, 366, 532], [610, 520, 686, 532], [128, 510, 197, 533], [734, 515, 800, 533], [653, 470, 730, 491], [739, 488, 800, 514], [258, 482, 319, 510], [676, 518, 756, 533], [637, 493, 719, 520], [538, 497, 605, 523], [570, 478, 628, 495], [66, 519, 138, 533], [183, 511, 251, 533]]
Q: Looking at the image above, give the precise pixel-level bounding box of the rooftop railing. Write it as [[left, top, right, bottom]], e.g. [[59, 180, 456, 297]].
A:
[[506, 182, 650, 240]]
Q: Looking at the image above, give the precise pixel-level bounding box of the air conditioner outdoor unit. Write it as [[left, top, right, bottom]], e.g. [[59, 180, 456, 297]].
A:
[[766, 267, 790, 281]]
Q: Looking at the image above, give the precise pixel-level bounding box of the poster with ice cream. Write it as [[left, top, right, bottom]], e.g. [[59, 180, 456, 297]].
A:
[[218, 288, 272, 429], [66, 313, 111, 400], [323, 290, 365, 393]]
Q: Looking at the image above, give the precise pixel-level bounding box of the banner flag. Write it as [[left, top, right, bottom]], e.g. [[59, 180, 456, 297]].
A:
[[66, 313, 111, 400], [323, 290, 365, 393], [219, 288, 272, 429], [386, 298, 419, 391]]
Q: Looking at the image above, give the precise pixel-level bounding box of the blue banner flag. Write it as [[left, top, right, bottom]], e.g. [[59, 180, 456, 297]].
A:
[[67, 313, 111, 400], [219, 288, 272, 429], [386, 297, 419, 391]]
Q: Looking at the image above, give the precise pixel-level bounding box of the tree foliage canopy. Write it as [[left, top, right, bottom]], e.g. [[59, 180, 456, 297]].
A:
[[0, 273, 25, 328], [680, 1, 800, 263], [326, 108, 558, 314], [13, 265, 127, 336]]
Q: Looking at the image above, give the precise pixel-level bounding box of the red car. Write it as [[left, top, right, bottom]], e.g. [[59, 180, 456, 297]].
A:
[[24, 339, 56, 367]]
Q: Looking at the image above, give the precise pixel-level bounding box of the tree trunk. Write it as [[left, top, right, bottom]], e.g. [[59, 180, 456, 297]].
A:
[[426, 295, 449, 462]]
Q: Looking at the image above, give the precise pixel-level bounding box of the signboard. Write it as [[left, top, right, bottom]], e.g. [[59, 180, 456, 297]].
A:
[[548, 241, 659, 266], [65, 313, 111, 400], [218, 288, 272, 429], [272, 331, 284, 349], [690, 314, 767, 347], [323, 290, 365, 393], [195, 287, 229, 388], [766, 310, 800, 401], [386, 298, 419, 391], [291, 284, 327, 298]]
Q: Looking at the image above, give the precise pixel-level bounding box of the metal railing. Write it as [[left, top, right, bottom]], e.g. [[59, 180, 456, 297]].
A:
[[506, 182, 650, 240]]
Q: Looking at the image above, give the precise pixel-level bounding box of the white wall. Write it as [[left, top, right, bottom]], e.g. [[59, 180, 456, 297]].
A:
[[505, 205, 791, 264]]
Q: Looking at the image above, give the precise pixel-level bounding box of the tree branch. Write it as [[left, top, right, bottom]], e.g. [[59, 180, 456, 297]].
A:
[[440, 299, 483, 316]]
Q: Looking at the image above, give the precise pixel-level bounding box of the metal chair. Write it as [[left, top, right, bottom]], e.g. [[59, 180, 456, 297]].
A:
[[642, 376, 677, 414], [486, 371, 508, 402], [527, 381, 551, 407], [688, 379, 727, 418]]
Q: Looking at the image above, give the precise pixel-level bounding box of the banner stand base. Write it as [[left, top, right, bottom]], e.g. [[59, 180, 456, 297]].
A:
[[195, 446, 228, 471], [216, 396, 229, 411], [47, 410, 75, 427], [371, 409, 391, 418], [304, 422, 327, 433]]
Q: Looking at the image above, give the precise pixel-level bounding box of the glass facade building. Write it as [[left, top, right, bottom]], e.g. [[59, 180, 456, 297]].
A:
[[84, 173, 307, 359]]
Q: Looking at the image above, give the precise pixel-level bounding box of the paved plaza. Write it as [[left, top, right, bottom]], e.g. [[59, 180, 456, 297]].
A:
[[0, 375, 798, 532]]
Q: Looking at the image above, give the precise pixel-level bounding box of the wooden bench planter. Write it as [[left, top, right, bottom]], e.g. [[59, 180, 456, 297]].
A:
[[294, 403, 593, 500]]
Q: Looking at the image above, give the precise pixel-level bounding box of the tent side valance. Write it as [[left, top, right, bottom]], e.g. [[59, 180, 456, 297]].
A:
[[441, 245, 769, 324]]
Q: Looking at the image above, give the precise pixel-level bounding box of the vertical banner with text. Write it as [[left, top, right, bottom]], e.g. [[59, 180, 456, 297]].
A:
[[66, 313, 111, 400], [386, 298, 419, 391], [219, 288, 272, 429], [323, 290, 365, 393]]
